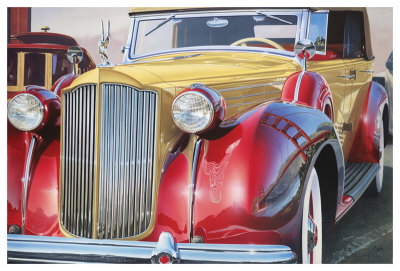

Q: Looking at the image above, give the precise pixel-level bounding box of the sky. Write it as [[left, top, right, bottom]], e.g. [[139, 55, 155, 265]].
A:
[[30, 7, 393, 73], [31, 7, 131, 64]]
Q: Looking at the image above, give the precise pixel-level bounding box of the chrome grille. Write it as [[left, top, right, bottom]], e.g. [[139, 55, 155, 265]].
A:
[[98, 84, 157, 239], [61, 84, 97, 238], [61, 83, 158, 239]]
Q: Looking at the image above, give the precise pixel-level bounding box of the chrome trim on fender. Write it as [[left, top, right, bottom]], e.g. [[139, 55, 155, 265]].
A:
[[189, 139, 202, 242], [292, 71, 305, 104], [54, 74, 71, 96], [22, 135, 37, 234], [7, 233, 297, 264]]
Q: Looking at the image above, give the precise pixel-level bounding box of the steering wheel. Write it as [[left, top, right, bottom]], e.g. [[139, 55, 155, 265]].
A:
[[230, 37, 286, 51]]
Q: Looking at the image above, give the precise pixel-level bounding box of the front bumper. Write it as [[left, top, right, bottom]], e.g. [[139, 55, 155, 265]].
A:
[[8, 232, 297, 263]]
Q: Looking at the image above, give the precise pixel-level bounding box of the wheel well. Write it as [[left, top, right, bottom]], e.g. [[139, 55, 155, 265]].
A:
[[314, 144, 338, 225], [383, 104, 389, 147]]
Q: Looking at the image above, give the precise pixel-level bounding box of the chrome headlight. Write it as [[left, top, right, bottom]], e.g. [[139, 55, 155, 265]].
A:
[[172, 91, 214, 134], [8, 93, 44, 131]]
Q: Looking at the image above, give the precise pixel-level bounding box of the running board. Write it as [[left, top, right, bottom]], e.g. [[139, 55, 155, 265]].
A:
[[344, 163, 380, 202]]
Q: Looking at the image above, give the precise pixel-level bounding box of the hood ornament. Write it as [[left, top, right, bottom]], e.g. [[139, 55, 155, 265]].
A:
[[98, 19, 112, 66]]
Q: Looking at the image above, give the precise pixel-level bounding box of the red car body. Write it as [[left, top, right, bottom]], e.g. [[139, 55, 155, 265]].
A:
[[7, 7, 389, 264]]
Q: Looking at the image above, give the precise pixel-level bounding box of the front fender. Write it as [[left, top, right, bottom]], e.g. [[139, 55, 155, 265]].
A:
[[281, 71, 334, 122], [192, 101, 339, 249], [50, 74, 79, 97], [7, 88, 62, 236]]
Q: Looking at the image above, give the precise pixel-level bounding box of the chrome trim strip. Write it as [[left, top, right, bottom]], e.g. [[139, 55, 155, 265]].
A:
[[226, 99, 275, 108], [21, 135, 37, 234], [7, 233, 297, 264], [189, 139, 202, 242], [128, 46, 295, 64], [292, 71, 305, 104], [132, 53, 202, 64], [218, 82, 284, 93], [359, 70, 375, 74], [337, 75, 356, 80], [224, 91, 281, 100], [53, 74, 71, 96]]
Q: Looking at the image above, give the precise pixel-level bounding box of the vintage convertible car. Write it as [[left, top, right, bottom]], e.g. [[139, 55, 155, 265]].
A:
[[7, 7, 389, 264]]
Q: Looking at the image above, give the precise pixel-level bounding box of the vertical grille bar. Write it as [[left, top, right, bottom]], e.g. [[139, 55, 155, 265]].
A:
[[98, 84, 157, 239], [61, 84, 157, 239], [61, 85, 96, 238]]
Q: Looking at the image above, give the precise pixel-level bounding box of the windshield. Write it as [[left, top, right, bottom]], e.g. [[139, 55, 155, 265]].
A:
[[132, 13, 299, 56]]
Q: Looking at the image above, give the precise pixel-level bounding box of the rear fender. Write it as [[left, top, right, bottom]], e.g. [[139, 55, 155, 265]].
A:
[[348, 82, 388, 163], [192, 101, 341, 249]]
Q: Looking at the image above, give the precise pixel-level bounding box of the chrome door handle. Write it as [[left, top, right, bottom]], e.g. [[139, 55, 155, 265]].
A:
[[359, 70, 375, 74], [337, 75, 356, 80]]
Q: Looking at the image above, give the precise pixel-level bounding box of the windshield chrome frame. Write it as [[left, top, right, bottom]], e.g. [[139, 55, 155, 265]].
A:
[[123, 9, 309, 63]]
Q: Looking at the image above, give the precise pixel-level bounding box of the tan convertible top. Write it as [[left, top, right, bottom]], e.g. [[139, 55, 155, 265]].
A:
[[128, 7, 372, 59]]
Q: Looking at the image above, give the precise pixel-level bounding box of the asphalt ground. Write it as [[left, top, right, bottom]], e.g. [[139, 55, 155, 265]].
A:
[[323, 141, 393, 263]]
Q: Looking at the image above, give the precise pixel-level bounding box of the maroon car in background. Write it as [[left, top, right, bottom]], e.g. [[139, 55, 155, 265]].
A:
[[7, 28, 95, 100]]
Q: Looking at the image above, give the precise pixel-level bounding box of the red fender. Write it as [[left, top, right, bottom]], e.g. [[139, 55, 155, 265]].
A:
[[347, 82, 388, 163], [142, 134, 192, 243], [192, 101, 338, 250], [7, 128, 62, 236], [281, 71, 334, 122], [7, 87, 62, 236], [50, 73, 79, 97]]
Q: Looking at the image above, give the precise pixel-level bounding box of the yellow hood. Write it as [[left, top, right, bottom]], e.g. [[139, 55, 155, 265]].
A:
[[70, 51, 299, 93]]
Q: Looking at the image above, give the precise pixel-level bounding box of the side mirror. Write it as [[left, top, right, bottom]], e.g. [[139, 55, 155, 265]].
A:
[[67, 46, 83, 74], [294, 39, 316, 71], [66, 46, 83, 64]]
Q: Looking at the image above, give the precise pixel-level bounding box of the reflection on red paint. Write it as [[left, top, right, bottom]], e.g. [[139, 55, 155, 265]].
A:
[[203, 139, 240, 203]]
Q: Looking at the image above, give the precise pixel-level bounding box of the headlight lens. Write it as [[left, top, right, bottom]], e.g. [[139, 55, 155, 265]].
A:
[[8, 93, 44, 131], [172, 91, 214, 133]]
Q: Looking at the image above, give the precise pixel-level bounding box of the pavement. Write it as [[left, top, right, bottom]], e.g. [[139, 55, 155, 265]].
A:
[[323, 142, 393, 263]]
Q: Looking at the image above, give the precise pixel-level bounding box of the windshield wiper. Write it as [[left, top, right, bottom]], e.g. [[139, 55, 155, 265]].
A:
[[256, 11, 293, 25], [145, 14, 175, 36]]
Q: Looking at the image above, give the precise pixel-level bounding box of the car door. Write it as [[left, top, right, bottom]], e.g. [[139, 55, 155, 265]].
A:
[[341, 11, 374, 158], [307, 11, 354, 154]]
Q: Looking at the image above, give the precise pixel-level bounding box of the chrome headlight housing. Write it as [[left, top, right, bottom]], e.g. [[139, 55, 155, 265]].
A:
[[172, 91, 214, 134], [8, 93, 44, 131]]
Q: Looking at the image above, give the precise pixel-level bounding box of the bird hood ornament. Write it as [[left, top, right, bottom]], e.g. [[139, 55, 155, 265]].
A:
[[98, 19, 112, 66]]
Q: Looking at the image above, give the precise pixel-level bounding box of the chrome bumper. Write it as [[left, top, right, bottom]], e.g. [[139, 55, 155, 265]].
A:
[[8, 232, 297, 264]]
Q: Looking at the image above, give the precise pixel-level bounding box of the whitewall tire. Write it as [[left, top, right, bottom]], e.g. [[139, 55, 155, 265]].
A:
[[301, 168, 322, 264], [368, 117, 385, 195]]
